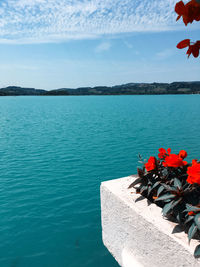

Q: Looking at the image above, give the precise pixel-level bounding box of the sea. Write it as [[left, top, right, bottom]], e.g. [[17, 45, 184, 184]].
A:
[[0, 95, 199, 267]]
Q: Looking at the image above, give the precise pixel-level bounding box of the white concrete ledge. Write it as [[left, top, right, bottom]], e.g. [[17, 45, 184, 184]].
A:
[[100, 176, 200, 267]]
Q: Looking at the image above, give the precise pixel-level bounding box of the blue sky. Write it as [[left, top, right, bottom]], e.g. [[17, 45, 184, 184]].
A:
[[0, 0, 199, 89]]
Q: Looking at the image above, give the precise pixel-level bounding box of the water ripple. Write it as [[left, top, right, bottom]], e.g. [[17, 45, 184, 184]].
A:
[[0, 95, 199, 267]]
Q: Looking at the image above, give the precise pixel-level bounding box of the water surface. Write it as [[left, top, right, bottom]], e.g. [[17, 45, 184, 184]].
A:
[[0, 95, 199, 267]]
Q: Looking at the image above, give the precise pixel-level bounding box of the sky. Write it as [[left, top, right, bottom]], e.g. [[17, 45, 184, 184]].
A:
[[0, 0, 199, 90]]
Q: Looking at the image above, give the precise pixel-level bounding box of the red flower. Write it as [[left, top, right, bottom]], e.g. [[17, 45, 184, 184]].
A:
[[145, 156, 156, 172], [188, 211, 195, 216], [179, 150, 188, 159], [187, 159, 200, 184], [158, 148, 171, 159], [163, 154, 187, 168], [177, 39, 200, 58], [175, 0, 200, 25]]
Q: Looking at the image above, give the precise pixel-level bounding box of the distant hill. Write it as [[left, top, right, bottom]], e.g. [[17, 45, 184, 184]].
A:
[[0, 82, 200, 96], [0, 86, 46, 96]]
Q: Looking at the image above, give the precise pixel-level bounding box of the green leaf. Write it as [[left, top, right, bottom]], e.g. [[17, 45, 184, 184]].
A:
[[162, 184, 176, 191], [172, 225, 183, 234], [184, 216, 194, 225], [162, 198, 182, 216], [140, 185, 148, 194], [184, 204, 200, 213], [176, 212, 181, 223], [157, 185, 164, 196], [182, 182, 189, 190], [194, 245, 200, 258], [155, 194, 176, 202], [151, 181, 160, 190], [188, 222, 197, 244], [137, 168, 144, 178], [171, 198, 182, 208], [128, 178, 142, 189], [162, 201, 174, 216], [174, 178, 182, 189], [147, 186, 152, 196], [194, 213, 200, 230]]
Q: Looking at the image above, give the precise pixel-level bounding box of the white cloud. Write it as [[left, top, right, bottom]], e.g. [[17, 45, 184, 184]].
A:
[[95, 42, 111, 53], [0, 0, 188, 44]]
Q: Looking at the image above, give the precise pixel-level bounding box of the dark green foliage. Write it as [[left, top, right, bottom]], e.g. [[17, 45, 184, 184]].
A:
[[184, 204, 200, 212], [155, 194, 176, 201], [0, 81, 200, 96], [188, 223, 197, 243], [194, 214, 200, 230], [129, 154, 200, 258], [194, 245, 200, 258]]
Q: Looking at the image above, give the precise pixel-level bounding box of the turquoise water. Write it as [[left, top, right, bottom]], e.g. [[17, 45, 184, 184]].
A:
[[0, 95, 200, 267]]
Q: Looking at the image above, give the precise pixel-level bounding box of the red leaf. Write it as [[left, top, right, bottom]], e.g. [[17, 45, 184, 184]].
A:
[[175, 1, 185, 15], [196, 41, 200, 47], [177, 39, 190, 49], [186, 46, 193, 57], [192, 44, 200, 57]]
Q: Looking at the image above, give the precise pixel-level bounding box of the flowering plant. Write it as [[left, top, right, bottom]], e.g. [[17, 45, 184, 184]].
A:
[[129, 148, 200, 257]]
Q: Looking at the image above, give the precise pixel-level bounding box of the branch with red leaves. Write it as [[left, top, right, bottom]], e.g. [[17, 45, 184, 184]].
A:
[[175, 0, 200, 58]]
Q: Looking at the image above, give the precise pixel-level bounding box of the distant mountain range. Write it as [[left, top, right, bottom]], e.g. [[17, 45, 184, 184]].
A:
[[0, 82, 200, 96]]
